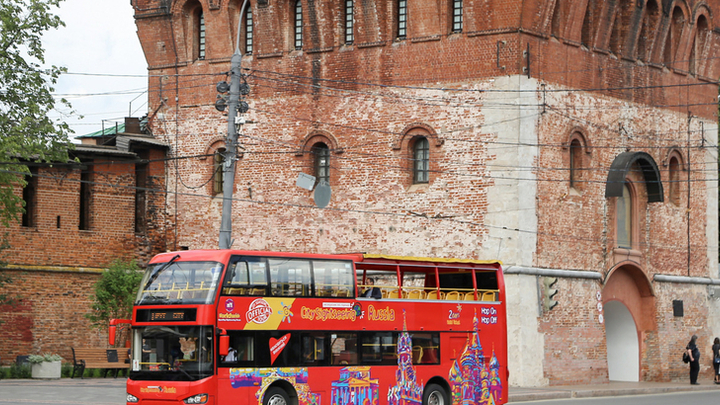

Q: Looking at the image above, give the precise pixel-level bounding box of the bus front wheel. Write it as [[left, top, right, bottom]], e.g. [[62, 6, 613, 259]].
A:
[[264, 387, 290, 405], [423, 384, 448, 405]]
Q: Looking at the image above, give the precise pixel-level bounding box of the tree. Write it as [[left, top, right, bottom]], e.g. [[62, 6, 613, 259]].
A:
[[85, 259, 143, 346], [0, 0, 72, 227]]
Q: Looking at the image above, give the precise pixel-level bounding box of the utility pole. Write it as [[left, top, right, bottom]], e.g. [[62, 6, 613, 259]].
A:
[[218, 0, 250, 249]]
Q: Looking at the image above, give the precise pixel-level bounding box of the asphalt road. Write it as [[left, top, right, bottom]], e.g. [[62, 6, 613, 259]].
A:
[[0, 378, 126, 405]]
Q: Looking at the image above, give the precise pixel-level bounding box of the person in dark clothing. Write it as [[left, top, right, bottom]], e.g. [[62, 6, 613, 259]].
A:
[[687, 334, 700, 385], [712, 337, 720, 384], [363, 278, 382, 299]]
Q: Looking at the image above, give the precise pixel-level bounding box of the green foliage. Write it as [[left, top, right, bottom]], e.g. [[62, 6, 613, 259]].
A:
[[0, 0, 73, 227], [85, 258, 143, 330], [5, 363, 31, 378], [27, 353, 62, 363], [0, 233, 15, 308], [60, 362, 72, 377]]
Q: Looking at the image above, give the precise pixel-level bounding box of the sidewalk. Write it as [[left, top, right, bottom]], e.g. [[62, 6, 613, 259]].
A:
[[509, 378, 720, 402]]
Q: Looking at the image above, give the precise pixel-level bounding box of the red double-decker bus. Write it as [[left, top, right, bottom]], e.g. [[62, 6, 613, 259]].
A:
[[113, 250, 507, 405]]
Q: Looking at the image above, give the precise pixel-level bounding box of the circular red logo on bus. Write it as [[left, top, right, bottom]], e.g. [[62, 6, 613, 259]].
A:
[[246, 298, 273, 324]]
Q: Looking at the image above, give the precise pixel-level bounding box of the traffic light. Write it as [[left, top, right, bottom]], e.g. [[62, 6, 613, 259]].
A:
[[542, 277, 559, 311], [215, 81, 230, 112], [215, 78, 251, 113]]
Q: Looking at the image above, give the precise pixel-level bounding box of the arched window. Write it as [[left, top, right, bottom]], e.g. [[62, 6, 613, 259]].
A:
[[213, 148, 226, 195], [294, 0, 303, 50], [580, 1, 596, 48], [668, 154, 682, 206], [636, 0, 659, 61], [413, 137, 430, 184], [551, 0, 565, 38], [397, 0, 407, 39], [344, 0, 354, 44], [198, 10, 206, 60], [664, 7, 685, 66], [451, 0, 463, 33], [609, 0, 633, 56], [244, 3, 253, 54], [312, 143, 330, 184], [569, 138, 583, 189], [690, 14, 709, 75], [616, 182, 633, 249]]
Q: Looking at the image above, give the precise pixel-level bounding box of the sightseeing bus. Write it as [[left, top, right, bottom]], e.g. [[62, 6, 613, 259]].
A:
[[111, 250, 507, 405]]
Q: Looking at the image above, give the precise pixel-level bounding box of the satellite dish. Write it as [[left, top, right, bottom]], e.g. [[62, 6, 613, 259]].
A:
[[314, 180, 331, 208]]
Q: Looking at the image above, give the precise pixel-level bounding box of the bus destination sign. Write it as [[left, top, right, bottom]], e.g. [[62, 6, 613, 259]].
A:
[[136, 308, 197, 322]]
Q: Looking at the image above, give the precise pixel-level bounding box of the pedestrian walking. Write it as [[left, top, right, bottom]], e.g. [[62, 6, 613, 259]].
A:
[[712, 337, 720, 384], [687, 334, 701, 385]]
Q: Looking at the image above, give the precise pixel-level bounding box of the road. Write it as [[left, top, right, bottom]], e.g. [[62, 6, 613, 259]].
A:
[[517, 390, 720, 405], [0, 378, 125, 405]]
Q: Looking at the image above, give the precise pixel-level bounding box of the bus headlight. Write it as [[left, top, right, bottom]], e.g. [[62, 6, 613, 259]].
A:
[[127, 393, 139, 403], [184, 394, 208, 404]]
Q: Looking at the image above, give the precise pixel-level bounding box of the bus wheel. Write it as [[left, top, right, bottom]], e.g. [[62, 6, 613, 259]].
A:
[[264, 387, 290, 405], [423, 384, 448, 405]]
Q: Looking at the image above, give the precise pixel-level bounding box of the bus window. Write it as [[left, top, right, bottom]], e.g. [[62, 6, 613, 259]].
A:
[[358, 270, 398, 299], [221, 333, 254, 365], [223, 257, 269, 296], [301, 333, 327, 365], [331, 333, 358, 365], [360, 332, 397, 365], [269, 259, 311, 296], [402, 271, 426, 298], [313, 260, 354, 298], [411, 333, 440, 364]]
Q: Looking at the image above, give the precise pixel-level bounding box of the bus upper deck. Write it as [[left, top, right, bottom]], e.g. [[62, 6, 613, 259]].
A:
[[134, 250, 502, 307]]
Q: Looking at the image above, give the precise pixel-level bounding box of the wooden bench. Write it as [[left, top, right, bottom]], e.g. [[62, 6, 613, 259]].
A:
[[71, 347, 129, 378]]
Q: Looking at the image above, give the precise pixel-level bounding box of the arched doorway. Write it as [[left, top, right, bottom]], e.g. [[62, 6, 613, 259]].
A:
[[605, 301, 639, 381], [603, 263, 655, 382]]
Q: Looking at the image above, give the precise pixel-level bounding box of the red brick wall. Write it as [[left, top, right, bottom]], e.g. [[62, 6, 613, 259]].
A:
[[0, 151, 168, 365], [132, 0, 720, 385]]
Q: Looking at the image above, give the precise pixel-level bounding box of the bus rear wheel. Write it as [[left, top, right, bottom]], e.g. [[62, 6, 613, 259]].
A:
[[263, 387, 290, 405], [423, 384, 448, 405]]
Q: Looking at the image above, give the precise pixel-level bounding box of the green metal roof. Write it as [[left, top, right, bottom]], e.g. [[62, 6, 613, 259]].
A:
[[79, 123, 126, 138]]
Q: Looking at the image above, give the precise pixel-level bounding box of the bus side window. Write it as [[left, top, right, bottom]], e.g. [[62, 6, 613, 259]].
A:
[[301, 333, 327, 365], [360, 332, 396, 365], [331, 333, 358, 365], [221, 333, 255, 366]]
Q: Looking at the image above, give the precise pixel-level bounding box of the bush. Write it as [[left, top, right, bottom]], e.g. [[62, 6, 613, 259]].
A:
[[8, 363, 31, 378], [61, 362, 72, 378], [27, 353, 63, 364]]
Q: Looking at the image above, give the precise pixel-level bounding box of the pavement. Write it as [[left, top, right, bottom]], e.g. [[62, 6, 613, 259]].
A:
[[508, 378, 720, 402], [1, 376, 720, 404]]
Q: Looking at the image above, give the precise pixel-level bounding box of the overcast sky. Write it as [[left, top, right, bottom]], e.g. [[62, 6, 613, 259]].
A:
[[43, 0, 147, 139]]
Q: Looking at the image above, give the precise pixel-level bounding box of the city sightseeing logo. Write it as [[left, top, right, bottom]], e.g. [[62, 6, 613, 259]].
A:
[[246, 298, 273, 324], [225, 299, 235, 312]]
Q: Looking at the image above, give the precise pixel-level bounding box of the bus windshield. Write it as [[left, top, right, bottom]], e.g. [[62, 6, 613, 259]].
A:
[[130, 326, 213, 381], [136, 260, 224, 305]]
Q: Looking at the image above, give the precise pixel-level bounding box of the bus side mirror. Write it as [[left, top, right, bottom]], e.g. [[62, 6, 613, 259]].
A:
[[109, 325, 116, 346], [219, 335, 229, 356]]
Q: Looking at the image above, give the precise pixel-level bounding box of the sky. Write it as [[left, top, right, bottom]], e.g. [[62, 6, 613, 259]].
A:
[[43, 0, 148, 139]]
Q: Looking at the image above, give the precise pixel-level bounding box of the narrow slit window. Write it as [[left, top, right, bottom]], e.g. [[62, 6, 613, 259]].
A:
[[313, 143, 330, 185], [397, 0, 407, 39], [245, 5, 253, 54], [413, 137, 429, 184], [21, 167, 38, 228], [295, 0, 303, 50], [452, 0, 463, 33], [198, 11, 206, 59], [213, 148, 225, 195], [345, 0, 354, 44]]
